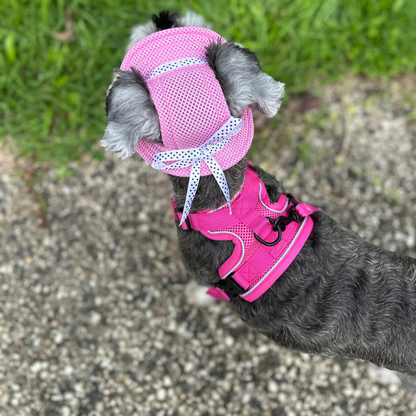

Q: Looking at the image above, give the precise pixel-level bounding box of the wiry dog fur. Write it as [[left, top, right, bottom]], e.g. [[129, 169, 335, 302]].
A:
[[205, 42, 285, 118], [103, 69, 161, 159], [102, 11, 416, 376]]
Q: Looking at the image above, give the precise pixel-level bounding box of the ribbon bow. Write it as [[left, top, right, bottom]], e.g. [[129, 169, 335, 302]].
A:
[[151, 117, 243, 225]]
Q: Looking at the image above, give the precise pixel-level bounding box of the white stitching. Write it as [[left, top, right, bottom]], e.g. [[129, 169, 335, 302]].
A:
[[258, 183, 289, 213]]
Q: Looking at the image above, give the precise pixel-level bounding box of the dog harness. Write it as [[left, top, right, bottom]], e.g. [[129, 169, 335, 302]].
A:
[[173, 166, 320, 302]]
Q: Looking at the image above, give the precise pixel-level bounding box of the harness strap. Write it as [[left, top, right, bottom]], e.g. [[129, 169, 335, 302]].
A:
[[173, 168, 282, 241]]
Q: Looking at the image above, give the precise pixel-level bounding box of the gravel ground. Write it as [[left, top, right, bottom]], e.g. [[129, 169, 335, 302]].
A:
[[1, 76, 416, 416]]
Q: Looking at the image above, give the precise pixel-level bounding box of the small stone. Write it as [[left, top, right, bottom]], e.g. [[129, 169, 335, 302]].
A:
[[224, 335, 234, 347], [96, 401, 105, 412], [222, 380, 231, 392], [163, 376, 172, 387], [184, 362, 194, 373], [257, 345, 269, 355], [277, 392, 287, 402], [51, 394, 63, 402], [242, 393, 251, 404], [268, 380, 279, 393], [388, 383, 399, 394], [64, 365, 74, 376], [0, 392, 8, 405], [10, 397, 19, 407], [31, 361, 48, 373], [64, 392, 74, 400], [61, 406, 71, 416], [40, 370, 49, 380], [54, 331, 64, 344], [342, 387, 354, 397], [90, 312, 101, 325], [156, 388, 166, 401]]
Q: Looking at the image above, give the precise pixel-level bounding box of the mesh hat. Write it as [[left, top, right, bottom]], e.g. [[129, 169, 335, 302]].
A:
[[120, 27, 254, 177], [120, 27, 254, 223]]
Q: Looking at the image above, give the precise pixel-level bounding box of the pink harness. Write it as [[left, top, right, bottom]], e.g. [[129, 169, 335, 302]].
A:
[[173, 166, 320, 302]]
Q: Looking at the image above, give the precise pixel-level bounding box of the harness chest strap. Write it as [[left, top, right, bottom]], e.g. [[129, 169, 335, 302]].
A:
[[173, 167, 320, 302]]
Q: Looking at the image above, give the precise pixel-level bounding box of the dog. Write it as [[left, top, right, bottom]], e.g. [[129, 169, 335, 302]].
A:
[[101, 11, 416, 377]]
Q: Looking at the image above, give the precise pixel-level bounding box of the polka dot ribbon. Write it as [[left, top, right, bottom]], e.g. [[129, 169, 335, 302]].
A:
[[145, 58, 208, 81], [151, 117, 243, 225]]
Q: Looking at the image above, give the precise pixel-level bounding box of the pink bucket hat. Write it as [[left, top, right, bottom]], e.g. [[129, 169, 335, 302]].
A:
[[120, 27, 254, 223]]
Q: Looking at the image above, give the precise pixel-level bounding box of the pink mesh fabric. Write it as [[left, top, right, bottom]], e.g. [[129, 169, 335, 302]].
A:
[[216, 189, 301, 288], [120, 27, 254, 177], [147, 64, 229, 150]]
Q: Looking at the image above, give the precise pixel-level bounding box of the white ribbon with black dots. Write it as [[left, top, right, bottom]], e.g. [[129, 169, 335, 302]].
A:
[[151, 117, 243, 225], [146, 58, 208, 81]]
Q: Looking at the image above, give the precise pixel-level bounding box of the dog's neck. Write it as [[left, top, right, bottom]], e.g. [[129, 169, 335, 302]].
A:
[[168, 159, 248, 212]]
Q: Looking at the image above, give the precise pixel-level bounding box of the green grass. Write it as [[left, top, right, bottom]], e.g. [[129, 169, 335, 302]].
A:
[[1, 0, 416, 168]]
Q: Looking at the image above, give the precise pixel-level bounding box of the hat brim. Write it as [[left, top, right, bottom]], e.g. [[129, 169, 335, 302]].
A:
[[136, 107, 253, 177]]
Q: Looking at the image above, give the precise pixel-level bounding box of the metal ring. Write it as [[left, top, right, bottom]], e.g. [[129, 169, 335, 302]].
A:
[[254, 218, 282, 247]]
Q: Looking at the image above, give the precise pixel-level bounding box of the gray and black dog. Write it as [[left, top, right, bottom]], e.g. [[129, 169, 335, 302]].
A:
[[102, 11, 416, 377]]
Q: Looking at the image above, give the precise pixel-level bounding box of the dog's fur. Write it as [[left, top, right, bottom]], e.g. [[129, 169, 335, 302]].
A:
[[102, 11, 416, 376]]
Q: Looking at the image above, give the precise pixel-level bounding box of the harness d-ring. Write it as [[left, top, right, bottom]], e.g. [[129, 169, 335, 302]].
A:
[[254, 217, 282, 247]]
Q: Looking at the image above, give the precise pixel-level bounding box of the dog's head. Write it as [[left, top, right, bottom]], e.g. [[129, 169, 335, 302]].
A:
[[102, 11, 285, 159]]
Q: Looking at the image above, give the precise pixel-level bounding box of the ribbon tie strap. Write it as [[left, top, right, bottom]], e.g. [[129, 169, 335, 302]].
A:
[[151, 117, 243, 225]]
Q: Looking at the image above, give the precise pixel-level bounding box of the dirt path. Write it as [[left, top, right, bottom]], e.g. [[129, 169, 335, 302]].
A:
[[1, 76, 416, 415]]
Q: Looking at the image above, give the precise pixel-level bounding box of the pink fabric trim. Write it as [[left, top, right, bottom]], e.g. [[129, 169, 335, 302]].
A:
[[208, 230, 245, 279], [206, 286, 230, 301], [295, 202, 320, 217]]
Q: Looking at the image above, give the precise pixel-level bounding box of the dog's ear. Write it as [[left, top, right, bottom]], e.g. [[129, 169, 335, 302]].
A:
[[101, 68, 161, 159], [205, 41, 285, 118]]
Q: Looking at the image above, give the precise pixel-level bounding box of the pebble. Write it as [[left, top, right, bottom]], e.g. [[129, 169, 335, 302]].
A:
[[157, 388, 167, 401], [31, 361, 48, 373], [61, 406, 71, 416], [54, 331, 64, 344], [268, 379, 279, 393], [90, 312, 102, 326], [225, 335, 235, 347]]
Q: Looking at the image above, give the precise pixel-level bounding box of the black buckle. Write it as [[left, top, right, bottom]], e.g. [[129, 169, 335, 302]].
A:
[[254, 194, 303, 246], [276, 194, 302, 230], [213, 274, 245, 300], [286, 193, 298, 206], [175, 208, 192, 231], [254, 217, 282, 246], [285, 194, 302, 226]]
